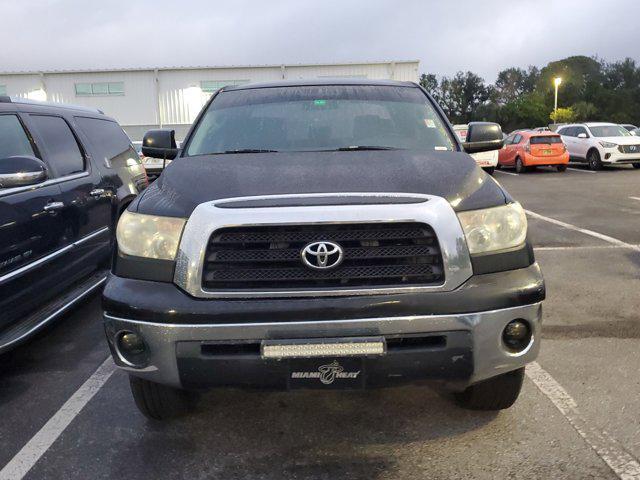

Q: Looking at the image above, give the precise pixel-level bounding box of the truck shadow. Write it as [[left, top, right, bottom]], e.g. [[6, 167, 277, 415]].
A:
[[132, 384, 499, 479]]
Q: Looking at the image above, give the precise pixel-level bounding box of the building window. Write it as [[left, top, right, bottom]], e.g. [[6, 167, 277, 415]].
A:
[[200, 80, 249, 93], [0, 85, 6, 96], [75, 82, 124, 96]]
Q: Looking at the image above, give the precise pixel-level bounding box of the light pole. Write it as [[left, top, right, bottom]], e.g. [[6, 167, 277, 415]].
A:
[[553, 77, 562, 120]]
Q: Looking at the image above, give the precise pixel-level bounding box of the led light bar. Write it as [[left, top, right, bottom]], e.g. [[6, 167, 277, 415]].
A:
[[261, 338, 386, 359]]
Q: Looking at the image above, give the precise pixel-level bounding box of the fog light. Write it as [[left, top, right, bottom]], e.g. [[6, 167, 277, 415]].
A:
[[115, 331, 147, 366], [502, 320, 532, 352]]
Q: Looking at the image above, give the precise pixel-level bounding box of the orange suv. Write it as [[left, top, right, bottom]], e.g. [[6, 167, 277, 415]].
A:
[[499, 131, 569, 173]]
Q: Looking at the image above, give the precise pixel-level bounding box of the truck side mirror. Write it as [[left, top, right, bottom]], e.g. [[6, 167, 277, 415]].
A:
[[142, 129, 179, 160], [462, 122, 504, 154], [0, 155, 48, 188]]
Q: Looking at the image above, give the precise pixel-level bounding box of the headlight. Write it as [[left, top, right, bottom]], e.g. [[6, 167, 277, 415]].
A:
[[457, 203, 527, 255], [599, 141, 617, 149], [116, 210, 186, 260]]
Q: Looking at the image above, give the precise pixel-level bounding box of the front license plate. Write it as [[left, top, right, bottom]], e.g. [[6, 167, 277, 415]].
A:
[[287, 357, 365, 390]]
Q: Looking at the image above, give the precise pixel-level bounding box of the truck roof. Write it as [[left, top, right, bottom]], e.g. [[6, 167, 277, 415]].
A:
[[224, 78, 417, 91], [0, 96, 105, 115]]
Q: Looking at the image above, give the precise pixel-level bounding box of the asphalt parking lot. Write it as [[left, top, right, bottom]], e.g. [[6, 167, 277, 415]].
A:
[[1, 163, 639, 480]]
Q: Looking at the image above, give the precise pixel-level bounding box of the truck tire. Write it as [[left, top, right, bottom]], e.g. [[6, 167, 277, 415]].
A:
[[455, 368, 524, 411], [632, 163, 640, 169], [129, 376, 196, 420], [587, 149, 603, 171]]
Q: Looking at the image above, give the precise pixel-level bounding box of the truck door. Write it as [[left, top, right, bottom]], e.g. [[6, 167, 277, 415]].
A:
[[0, 113, 68, 327], [25, 114, 112, 278]]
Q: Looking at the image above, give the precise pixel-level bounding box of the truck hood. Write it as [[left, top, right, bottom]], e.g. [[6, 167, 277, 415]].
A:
[[132, 150, 509, 217]]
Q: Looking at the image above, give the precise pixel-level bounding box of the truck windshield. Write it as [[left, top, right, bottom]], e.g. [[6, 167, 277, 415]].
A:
[[185, 85, 456, 155]]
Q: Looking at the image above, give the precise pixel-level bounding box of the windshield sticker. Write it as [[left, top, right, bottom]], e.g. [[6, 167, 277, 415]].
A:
[[424, 119, 436, 128], [314, 99, 327, 106], [435, 146, 448, 151]]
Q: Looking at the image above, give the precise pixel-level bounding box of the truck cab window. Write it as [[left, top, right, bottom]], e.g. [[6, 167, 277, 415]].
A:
[[29, 115, 85, 177], [0, 114, 36, 159]]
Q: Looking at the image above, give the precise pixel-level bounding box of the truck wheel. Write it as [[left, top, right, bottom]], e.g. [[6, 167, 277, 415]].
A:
[[129, 376, 196, 420], [515, 158, 526, 174], [632, 163, 640, 169], [483, 167, 495, 175], [557, 165, 567, 172], [587, 150, 603, 171], [455, 368, 524, 411]]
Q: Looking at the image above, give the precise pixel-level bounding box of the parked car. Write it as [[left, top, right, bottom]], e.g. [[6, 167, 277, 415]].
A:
[[453, 124, 498, 174], [102, 80, 544, 419], [132, 140, 172, 182], [0, 96, 147, 353], [499, 131, 570, 173], [620, 124, 638, 133], [557, 123, 640, 170]]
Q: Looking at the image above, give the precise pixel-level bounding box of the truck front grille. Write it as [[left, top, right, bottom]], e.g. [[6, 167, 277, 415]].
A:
[[202, 223, 444, 290]]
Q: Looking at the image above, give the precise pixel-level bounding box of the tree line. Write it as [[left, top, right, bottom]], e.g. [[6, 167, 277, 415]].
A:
[[420, 56, 640, 132]]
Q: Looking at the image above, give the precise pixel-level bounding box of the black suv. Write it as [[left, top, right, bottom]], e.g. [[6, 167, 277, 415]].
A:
[[0, 96, 147, 352], [102, 80, 545, 419]]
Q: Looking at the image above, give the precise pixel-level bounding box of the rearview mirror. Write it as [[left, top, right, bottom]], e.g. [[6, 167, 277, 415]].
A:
[[0, 155, 48, 188], [577, 133, 588, 139], [142, 129, 179, 160], [462, 122, 504, 154]]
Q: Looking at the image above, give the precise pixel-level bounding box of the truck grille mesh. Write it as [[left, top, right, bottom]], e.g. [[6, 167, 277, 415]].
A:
[[202, 223, 444, 290]]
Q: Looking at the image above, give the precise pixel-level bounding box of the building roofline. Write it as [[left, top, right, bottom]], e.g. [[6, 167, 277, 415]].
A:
[[0, 60, 420, 76]]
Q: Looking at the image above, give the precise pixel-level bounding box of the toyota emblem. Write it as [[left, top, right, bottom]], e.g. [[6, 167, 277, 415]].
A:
[[301, 241, 344, 270]]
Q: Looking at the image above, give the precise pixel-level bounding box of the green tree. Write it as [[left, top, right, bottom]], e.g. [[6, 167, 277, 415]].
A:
[[550, 107, 576, 124], [419, 73, 439, 98], [439, 71, 490, 123], [572, 101, 598, 121], [499, 92, 549, 132], [494, 66, 540, 105]]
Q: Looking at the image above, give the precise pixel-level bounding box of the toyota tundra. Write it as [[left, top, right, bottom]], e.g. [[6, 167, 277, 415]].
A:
[[102, 80, 545, 419]]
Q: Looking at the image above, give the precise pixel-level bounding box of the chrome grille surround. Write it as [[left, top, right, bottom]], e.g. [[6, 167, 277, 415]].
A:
[[174, 193, 473, 298]]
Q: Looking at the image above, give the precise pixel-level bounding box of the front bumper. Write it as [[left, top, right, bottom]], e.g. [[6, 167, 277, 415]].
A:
[[103, 264, 544, 390], [104, 302, 542, 390], [601, 150, 640, 163]]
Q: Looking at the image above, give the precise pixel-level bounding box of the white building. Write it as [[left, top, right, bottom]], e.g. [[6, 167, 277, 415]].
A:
[[0, 60, 419, 140]]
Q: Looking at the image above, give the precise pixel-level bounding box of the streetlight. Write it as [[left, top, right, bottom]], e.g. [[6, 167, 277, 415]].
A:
[[553, 77, 562, 119]]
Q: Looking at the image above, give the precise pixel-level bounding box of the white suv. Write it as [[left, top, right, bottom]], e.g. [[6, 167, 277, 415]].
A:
[[557, 122, 640, 170], [453, 124, 499, 174]]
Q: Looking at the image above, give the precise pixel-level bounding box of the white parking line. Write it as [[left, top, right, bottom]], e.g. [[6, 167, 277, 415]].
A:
[[534, 245, 636, 251], [0, 357, 116, 480], [525, 210, 640, 252], [494, 170, 518, 176], [629, 197, 640, 202], [567, 167, 596, 173], [526, 362, 640, 480]]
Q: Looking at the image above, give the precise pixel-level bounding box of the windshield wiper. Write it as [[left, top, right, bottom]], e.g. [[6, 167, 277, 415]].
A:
[[220, 149, 279, 154], [332, 145, 402, 151]]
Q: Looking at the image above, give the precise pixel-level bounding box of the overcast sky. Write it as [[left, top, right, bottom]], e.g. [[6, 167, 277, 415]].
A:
[[1, 0, 639, 82]]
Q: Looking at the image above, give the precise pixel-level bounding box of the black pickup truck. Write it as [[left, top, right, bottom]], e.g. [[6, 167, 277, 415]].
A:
[[102, 80, 545, 419], [0, 97, 147, 352]]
